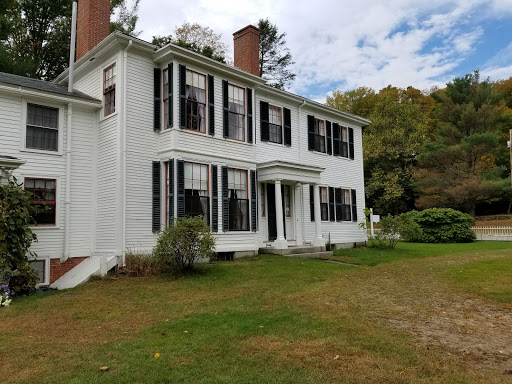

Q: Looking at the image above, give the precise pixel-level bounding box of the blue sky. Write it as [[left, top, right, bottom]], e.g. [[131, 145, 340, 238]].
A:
[[136, 0, 512, 102]]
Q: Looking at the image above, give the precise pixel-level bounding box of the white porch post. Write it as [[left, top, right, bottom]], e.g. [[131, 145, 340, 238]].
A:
[[313, 184, 325, 247], [294, 182, 303, 245], [273, 179, 288, 249]]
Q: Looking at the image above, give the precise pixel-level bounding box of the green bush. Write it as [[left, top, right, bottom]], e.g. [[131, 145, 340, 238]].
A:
[[153, 216, 216, 274], [0, 178, 39, 296], [399, 208, 476, 243], [361, 209, 401, 249]]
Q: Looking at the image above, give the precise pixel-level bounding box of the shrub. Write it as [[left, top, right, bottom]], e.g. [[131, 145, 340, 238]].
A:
[[0, 178, 39, 296], [153, 216, 216, 274], [123, 253, 161, 276], [399, 208, 476, 243], [361, 209, 401, 249]]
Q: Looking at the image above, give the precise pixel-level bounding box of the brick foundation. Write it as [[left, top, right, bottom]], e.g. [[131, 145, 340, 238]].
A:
[[49, 257, 88, 284]]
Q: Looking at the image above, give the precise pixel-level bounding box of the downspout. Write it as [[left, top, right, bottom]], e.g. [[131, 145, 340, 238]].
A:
[[121, 40, 133, 265], [62, 103, 73, 262], [62, 2, 77, 262], [298, 100, 307, 244]]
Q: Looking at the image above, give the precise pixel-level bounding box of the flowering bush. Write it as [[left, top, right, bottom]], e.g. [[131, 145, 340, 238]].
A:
[[0, 283, 12, 307]]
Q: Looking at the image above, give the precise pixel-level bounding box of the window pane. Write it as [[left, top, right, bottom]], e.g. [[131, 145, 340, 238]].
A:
[[30, 260, 44, 283]]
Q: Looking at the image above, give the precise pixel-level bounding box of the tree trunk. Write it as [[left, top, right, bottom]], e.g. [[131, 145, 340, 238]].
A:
[[508, 199, 512, 215], [469, 204, 476, 218]]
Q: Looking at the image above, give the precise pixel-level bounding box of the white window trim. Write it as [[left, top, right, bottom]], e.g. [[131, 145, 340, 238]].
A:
[[23, 174, 62, 229], [20, 98, 65, 156], [30, 256, 50, 286]]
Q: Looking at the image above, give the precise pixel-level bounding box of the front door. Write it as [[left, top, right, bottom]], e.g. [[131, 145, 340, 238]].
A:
[[266, 183, 286, 241]]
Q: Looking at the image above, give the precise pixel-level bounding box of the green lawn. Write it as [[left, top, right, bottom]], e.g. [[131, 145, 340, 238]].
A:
[[2, 241, 512, 383]]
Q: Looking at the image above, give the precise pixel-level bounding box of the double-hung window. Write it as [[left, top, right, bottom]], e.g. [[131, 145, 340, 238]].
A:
[[103, 64, 116, 116], [341, 189, 351, 221], [228, 84, 245, 141], [163, 68, 170, 129], [25, 178, 56, 225], [184, 162, 209, 225], [336, 125, 349, 157], [315, 118, 326, 153], [26, 104, 58, 151], [228, 168, 249, 230], [269, 105, 282, 144], [320, 186, 328, 221], [186, 70, 206, 132]]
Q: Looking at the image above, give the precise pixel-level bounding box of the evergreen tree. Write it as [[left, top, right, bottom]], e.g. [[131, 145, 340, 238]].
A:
[[257, 18, 295, 90]]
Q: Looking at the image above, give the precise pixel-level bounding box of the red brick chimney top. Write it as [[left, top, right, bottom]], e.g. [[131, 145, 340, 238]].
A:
[[76, 0, 111, 61], [233, 25, 260, 77]]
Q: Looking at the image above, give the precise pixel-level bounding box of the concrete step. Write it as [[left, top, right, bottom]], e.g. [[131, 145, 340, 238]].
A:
[[259, 246, 325, 255], [282, 251, 333, 259], [50, 255, 118, 290]]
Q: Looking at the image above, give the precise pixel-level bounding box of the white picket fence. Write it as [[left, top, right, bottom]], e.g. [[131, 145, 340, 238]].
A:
[[472, 226, 512, 240]]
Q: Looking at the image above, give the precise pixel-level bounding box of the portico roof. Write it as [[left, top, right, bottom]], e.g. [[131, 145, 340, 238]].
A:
[[257, 160, 324, 184]]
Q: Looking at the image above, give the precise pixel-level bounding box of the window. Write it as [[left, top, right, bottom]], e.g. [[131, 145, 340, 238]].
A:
[[25, 178, 56, 225], [228, 168, 249, 230], [283, 185, 291, 217], [315, 118, 326, 153], [228, 84, 245, 141], [163, 68, 170, 129], [30, 260, 45, 285], [335, 125, 349, 157], [185, 162, 209, 225], [341, 189, 351, 221], [269, 105, 282, 144], [26, 104, 58, 151], [186, 70, 206, 132], [103, 64, 116, 116], [320, 187, 328, 221]]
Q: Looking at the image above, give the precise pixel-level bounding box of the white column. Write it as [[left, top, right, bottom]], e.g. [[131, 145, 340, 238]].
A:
[[313, 184, 325, 247], [273, 179, 288, 249], [294, 182, 303, 245]]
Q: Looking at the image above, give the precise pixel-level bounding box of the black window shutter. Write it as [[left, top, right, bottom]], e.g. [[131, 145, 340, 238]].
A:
[[307, 115, 315, 151], [222, 80, 229, 138], [177, 160, 185, 217], [168, 159, 174, 224], [335, 187, 342, 222], [260, 101, 269, 142], [211, 165, 218, 232], [349, 128, 354, 160], [250, 170, 257, 231], [351, 189, 357, 222], [179, 64, 186, 129], [329, 186, 335, 221], [152, 161, 161, 232], [208, 74, 215, 136], [333, 123, 340, 156], [247, 88, 253, 143], [153, 68, 161, 131], [222, 166, 229, 231], [283, 107, 291, 146], [309, 184, 315, 221], [326, 120, 332, 155], [168, 63, 173, 128]]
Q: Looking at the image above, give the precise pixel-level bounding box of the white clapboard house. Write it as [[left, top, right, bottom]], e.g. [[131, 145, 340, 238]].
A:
[[0, 0, 369, 289]]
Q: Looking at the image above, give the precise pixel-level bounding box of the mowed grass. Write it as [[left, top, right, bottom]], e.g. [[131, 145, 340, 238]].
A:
[[330, 241, 512, 266], [2, 241, 512, 383]]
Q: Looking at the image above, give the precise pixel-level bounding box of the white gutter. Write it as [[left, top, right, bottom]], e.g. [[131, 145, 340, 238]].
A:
[[298, 100, 307, 244], [67, 2, 77, 93], [121, 40, 133, 265], [62, 103, 73, 262], [0, 84, 101, 107]]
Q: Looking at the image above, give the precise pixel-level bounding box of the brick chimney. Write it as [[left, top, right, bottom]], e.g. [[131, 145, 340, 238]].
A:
[[233, 25, 260, 77], [76, 0, 111, 60]]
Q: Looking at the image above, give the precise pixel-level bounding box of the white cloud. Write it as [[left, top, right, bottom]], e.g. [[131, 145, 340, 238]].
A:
[[136, 0, 512, 100]]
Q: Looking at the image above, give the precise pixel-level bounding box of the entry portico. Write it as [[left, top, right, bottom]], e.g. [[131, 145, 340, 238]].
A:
[[257, 160, 325, 250]]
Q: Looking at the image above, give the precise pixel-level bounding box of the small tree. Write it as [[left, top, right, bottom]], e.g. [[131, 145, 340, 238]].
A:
[[153, 216, 215, 274], [0, 178, 39, 296]]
